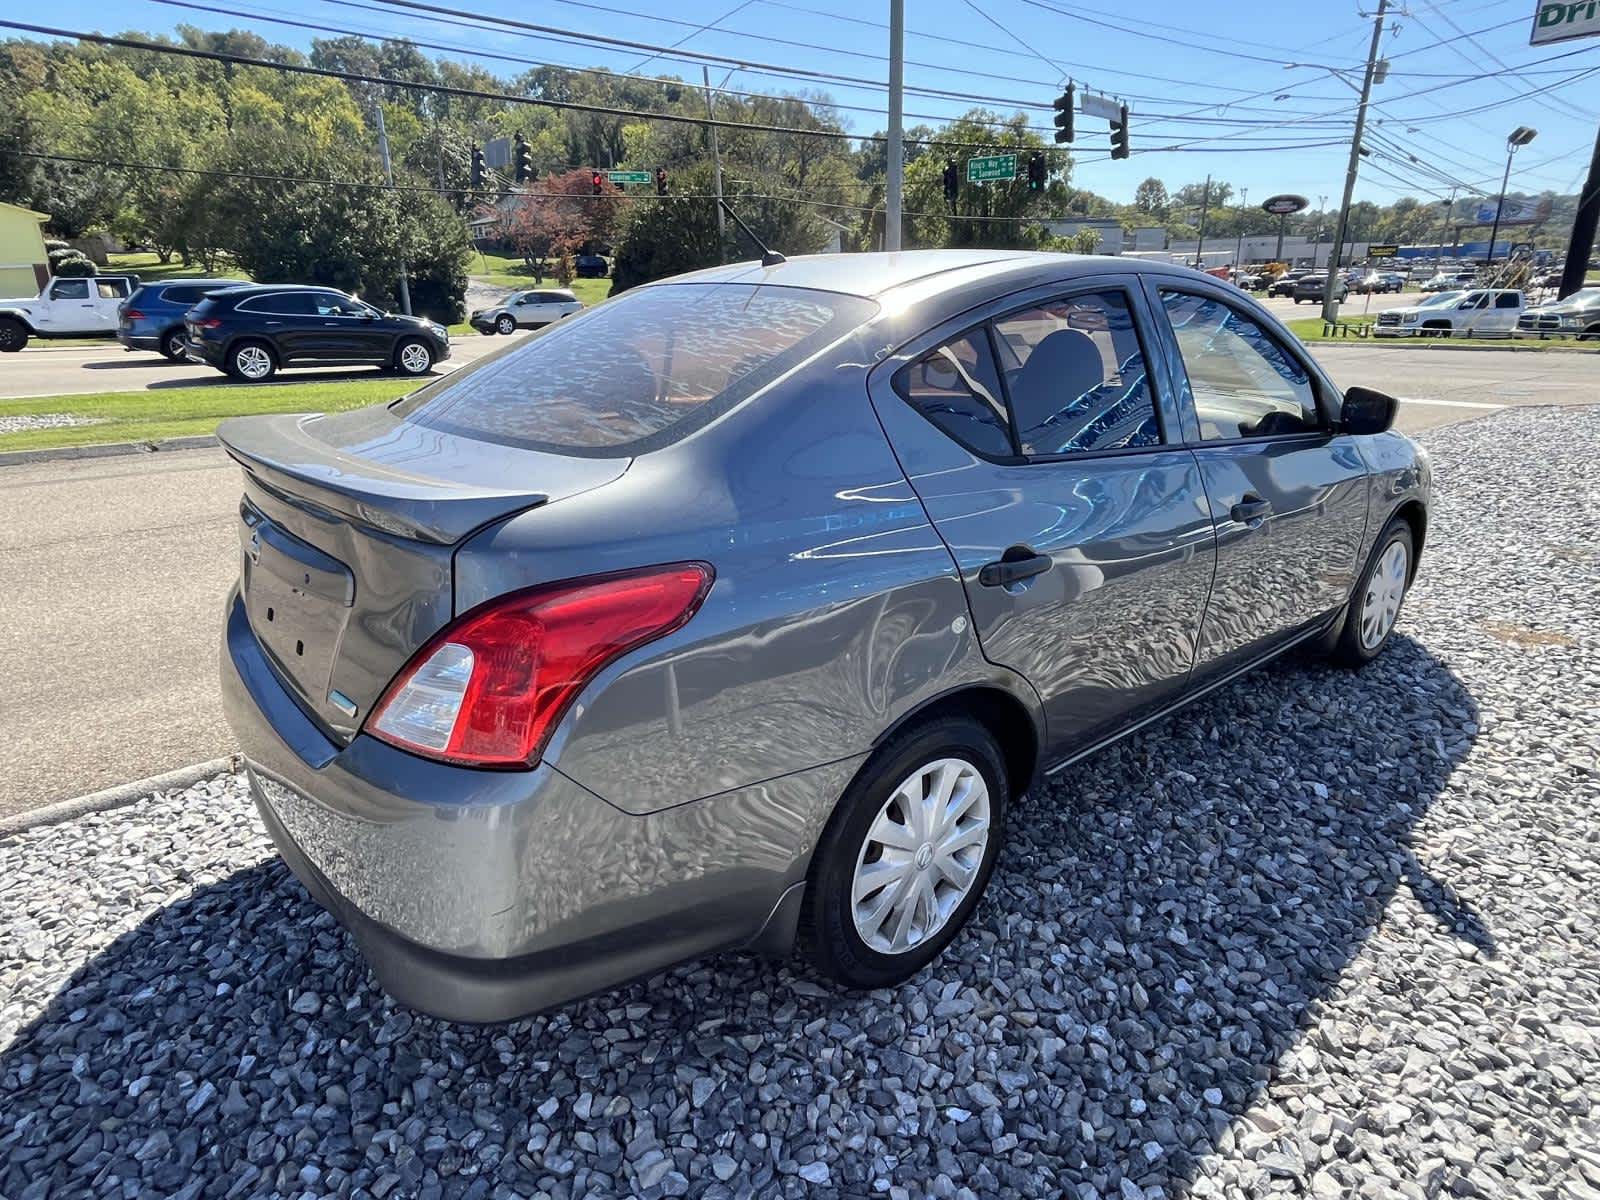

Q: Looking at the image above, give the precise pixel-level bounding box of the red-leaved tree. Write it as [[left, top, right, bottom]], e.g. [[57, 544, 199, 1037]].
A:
[[493, 169, 621, 283]]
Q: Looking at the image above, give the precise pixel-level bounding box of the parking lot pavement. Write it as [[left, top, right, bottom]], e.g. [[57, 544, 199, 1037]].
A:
[[0, 330, 525, 400], [2, 405, 1597, 1199]]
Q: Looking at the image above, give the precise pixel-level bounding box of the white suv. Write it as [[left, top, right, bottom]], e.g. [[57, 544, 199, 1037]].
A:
[[470, 288, 585, 335]]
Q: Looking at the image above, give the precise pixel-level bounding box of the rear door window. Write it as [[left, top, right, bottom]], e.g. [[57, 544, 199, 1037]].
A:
[[991, 289, 1160, 455], [398, 283, 877, 455], [1494, 292, 1520, 309]]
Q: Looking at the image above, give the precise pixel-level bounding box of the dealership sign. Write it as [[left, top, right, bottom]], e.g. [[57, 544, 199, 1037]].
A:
[[1367, 244, 1399, 259], [1473, 195, 1555, 226], [1530, 1, 1600, 44], [1260, 194, 1309, 216]]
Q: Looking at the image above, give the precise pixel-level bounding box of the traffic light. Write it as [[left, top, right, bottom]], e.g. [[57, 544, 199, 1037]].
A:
[[1027, 151, 1046, 192], [655, 166, 668, 196], [470, 145, 485, 189], [591, 170, 604, 195], [1109, 104, 1130, 160], [942, 160, 959, 208], [513, 135, 532, 184], [1053, 84, 1075, 145]]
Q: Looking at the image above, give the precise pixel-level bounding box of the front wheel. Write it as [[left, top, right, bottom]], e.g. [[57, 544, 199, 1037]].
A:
[[799, 716, 1007, 990], [495, 314, 516, 335], [393, 338, 434, 377], [1332, 519, 1413, 668], [0, 317, 28, 352]]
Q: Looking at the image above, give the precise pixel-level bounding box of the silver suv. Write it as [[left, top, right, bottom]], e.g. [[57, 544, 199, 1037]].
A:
[[219, 251, 1429, 1020]]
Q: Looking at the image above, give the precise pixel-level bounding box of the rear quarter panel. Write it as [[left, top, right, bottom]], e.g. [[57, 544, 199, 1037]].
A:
[[452, 340, 1043, 815]]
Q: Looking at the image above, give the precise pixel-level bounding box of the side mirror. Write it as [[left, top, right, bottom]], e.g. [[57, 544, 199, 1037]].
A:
[[1340, 386, 1397, 436]]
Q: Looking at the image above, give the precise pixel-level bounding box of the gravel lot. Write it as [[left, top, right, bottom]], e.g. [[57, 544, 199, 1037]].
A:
[[3, 406, 1599, 1200]]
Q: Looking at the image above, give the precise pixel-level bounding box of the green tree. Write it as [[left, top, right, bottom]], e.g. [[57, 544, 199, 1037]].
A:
[[1133, 176, 1168, 217]]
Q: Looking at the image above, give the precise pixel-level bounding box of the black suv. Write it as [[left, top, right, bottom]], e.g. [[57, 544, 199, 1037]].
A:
[[184, 285, 451, 382]]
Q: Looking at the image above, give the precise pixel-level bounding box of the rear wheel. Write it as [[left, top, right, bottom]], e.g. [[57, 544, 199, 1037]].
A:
[[227, 340, 276, 382], [0, 317, 28, 352], [1332, 519, 1413, 668], [394, 337, 434, 377], [799, 716, 1007, 990], [495, 313, 516, 335], [160, 327, 188, 361]]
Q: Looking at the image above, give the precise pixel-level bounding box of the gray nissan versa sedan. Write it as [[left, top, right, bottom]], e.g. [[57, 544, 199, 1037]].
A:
[[218, 250, 1429, 1021]]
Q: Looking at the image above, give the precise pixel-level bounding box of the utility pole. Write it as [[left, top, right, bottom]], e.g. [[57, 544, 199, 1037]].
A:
[[702, 66, 726, 262], [885, 0, 904, 252], [1234, 186, 1248, 272], [1435, 187, 1456, 265], [1559, 123, 1600, 299], [375, 106, 412, 316], [1321, 0, 1388, 323], [1194, 175, 1212, 268]]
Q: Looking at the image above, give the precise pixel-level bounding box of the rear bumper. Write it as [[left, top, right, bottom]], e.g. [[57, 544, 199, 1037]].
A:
[[219, 586, 848, 1021], [117, 330, 161, 351]]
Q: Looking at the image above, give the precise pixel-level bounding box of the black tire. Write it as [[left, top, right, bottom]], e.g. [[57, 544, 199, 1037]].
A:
[[798, 715, 1008, 990], [393, 337, 434, 377], [225, 339, 276, 382], [495, 313, 516, 335], [160, 327, 188, 361], [1332, 518, 1414, 669], [0, 317, 28, 352]]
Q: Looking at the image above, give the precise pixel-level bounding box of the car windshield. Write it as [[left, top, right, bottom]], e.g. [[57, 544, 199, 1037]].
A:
[[1418, 292, 1463, 308], [396, 283, 878, 455]]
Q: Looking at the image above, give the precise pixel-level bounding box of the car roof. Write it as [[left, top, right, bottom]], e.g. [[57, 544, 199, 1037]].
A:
[[656, 249, 1216, 301], [149, 278, 246, 287], [211, 283, 349, 296]]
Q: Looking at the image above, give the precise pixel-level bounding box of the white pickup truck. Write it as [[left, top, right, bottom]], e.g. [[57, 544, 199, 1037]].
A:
[[0, 274, 140, 352], [1371, 288, 1525, 338]]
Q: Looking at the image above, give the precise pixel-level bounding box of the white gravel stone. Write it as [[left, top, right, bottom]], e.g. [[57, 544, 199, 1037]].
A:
[[2, 406, 1599, 1199]]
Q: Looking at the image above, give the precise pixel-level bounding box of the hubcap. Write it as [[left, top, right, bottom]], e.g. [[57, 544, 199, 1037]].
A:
[[851, 757, 991, 955], [498, 316, 515, 333], [165, 332, 187, 359], [236, 345, 271, 379], [400, 343, 431, 373], [1360, 539, 1409, 649]]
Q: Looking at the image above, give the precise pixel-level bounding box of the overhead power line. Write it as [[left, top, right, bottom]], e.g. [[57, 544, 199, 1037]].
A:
[[0, 19, 1039, 152]]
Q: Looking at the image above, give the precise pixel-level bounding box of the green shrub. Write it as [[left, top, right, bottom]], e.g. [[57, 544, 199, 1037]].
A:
[[51, 254, 98, 277]]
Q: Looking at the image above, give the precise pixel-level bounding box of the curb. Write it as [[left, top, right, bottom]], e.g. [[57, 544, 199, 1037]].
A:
[[0, 434, 220, 469], [0, 756, 240, 840]]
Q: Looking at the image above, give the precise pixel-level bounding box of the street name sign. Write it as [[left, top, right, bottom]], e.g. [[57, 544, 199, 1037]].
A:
[[607, 170, 653, 185], [967, 154, 1018, 183], [1530, 0, 1600, 44]]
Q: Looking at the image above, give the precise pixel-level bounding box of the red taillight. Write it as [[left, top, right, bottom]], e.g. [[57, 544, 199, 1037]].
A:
[[123, 308, 146, 320], [365, 563, 713, 768], [197, 317, 223, 329]]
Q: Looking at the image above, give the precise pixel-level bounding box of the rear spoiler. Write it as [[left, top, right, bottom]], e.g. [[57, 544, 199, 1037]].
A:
[[217, 413, 549, 545]]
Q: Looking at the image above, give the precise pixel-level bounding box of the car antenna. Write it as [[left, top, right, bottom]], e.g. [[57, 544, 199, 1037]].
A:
[[718, 199, 786, 267]]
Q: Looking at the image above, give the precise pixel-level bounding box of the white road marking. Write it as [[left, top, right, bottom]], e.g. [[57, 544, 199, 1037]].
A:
[[1396, 397, 1506, 410]]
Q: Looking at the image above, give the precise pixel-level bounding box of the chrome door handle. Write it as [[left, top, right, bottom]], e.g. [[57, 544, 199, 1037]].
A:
[[1230, 495, 1272, 523], [979, 548, 1052, 587]]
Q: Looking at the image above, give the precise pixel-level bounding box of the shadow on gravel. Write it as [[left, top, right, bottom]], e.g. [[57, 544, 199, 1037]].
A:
[[0, 635, 1481, 1198]]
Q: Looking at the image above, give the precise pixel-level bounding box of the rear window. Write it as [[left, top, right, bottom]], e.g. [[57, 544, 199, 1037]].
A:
[[397, 283, 877, 455]]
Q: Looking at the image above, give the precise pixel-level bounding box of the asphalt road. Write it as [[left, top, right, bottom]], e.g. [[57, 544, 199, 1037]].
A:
[[0, 328, 525, 400], [0, 344, 1593, 817]]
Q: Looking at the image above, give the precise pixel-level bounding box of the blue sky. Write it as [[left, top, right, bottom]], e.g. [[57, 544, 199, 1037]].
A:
[[39, 0, 1600, 206]]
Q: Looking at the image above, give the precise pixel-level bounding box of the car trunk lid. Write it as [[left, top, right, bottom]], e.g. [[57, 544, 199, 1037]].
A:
[[218, 405, 629, 742]]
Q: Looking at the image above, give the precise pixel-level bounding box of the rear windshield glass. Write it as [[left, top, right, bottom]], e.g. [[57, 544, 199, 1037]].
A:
[[395, 283, 877, 455]]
